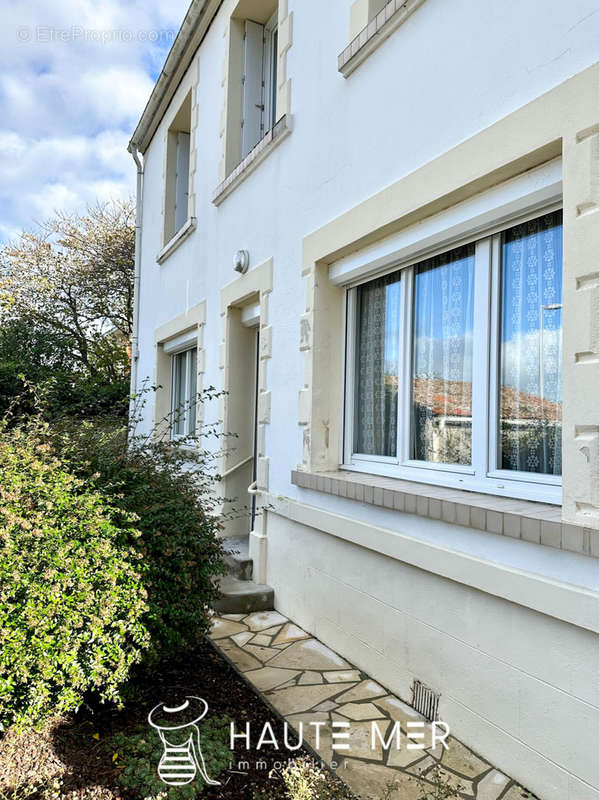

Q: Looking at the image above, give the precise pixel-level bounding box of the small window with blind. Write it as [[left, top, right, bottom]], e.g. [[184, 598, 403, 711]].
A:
[[164, 91, 191, 244], [344, 208, 563, 502]]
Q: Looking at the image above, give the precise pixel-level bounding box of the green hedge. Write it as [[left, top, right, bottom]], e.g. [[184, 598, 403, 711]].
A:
[[0, 421, 149, 730], [53, 408, 227, 660]]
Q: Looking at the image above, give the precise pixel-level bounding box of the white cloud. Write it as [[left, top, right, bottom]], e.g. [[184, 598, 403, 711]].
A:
[[413, 332, 474, 382], [501, 327, 562, 400], [0, 0, 190, 241], [412, 328, 562, 402]]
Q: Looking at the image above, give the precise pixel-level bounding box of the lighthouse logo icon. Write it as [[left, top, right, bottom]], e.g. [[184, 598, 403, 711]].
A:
[[148, 696, 221, 787]]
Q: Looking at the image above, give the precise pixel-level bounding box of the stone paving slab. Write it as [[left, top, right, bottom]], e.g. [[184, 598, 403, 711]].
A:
[[210, 612, 537, 800]]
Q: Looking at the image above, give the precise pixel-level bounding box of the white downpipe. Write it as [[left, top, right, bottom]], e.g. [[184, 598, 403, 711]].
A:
[[128, 142, 144, 433]]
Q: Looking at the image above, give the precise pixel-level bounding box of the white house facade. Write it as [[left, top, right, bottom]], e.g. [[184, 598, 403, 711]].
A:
[[128, 2, 599, 798]]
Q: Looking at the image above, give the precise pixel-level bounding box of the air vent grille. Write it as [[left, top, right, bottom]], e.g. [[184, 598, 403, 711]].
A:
[[412, 680, 440, 721]]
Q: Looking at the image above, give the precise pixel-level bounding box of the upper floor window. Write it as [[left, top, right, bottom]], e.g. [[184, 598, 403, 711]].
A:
[[344, 209, 563, 501], [164, 92, 191, 243], [242, 10, 278, 159], [224, 0, 279, 173]]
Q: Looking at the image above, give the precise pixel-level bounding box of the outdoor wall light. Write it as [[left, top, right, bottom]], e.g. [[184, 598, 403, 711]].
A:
[[233, 249, 249, 274]]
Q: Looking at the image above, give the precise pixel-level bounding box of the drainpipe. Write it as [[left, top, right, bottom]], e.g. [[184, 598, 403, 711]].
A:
[[128, 141, 144, 435]]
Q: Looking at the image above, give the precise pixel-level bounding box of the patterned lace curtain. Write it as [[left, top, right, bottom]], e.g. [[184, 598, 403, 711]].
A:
[[354, 271, 401, 456], [499, 210, 563, 475], [411, 244, 475, 465]]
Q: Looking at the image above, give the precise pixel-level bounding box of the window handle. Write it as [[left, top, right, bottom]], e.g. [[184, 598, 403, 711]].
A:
[[255, 104, 265, 110]]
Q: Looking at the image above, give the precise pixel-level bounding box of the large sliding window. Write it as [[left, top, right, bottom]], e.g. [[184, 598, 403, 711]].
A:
[[344, 209, 563, 501]]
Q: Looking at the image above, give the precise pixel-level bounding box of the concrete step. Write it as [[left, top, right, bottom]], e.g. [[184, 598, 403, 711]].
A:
[[222, 536, 253, 581], [214, 575, 274, 614]]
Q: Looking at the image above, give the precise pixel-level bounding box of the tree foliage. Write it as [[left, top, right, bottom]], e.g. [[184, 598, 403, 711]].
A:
[[0, 200, 135, 415]]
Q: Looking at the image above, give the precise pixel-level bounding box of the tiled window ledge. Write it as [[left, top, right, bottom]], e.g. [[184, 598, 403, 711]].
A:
[[212, 115, 291, 206], [338, 0, 426, 77], [291, 469, 598, 559], [156, 217, 196, 265]]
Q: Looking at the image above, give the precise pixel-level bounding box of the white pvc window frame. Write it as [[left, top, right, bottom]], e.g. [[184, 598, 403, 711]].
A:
[[169, 343, 198, 440], [342, 200, 563, 504]]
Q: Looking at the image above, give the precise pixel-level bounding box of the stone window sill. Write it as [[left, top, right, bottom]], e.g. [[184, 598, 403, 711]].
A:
[[156, 217, 196, 265], [291, 469, 598, 559], [212, 115, 292, 206], [338, 0, 426, 77]]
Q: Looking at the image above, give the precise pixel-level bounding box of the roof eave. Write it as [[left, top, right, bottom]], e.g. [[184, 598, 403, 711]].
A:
[[129, 0, 223, 155]]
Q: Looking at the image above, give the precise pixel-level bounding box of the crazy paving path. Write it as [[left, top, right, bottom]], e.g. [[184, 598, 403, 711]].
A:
[[209, 611, 535, 800]]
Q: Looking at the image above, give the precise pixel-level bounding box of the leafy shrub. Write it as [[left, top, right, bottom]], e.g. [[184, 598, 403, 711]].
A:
[[280, 758, 340, 800], [0, 418, 150, 731], [111, 717, 231, 799], [253, 757, 355, 800], [53, 388, 227, 660], [411, 766, 464, 799]]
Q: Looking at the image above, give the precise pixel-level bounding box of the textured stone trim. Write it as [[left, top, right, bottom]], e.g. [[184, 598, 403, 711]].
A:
[[220, 258, 274, 492], [562, 129, 599, 528], [212, 116, 291, 205], [338, 0, 427, 77], [291, 469, 598, 559], [187, 60, 200, 219]]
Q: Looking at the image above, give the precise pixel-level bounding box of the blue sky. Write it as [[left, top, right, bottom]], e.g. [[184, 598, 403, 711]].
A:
[[0, 0, 190, 242]]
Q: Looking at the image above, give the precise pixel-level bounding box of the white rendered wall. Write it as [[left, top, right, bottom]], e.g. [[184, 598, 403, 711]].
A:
[[266, 510, 599, 800], [135, 0, 599, 466]]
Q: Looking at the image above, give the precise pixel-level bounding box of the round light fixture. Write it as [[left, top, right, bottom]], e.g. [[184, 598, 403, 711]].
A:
[[233, 249, 249, 274]]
